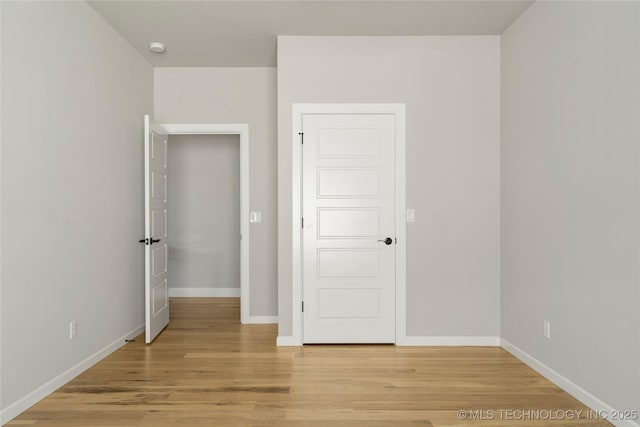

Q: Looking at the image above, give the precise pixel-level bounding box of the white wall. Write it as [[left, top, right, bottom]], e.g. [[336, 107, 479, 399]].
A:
[[501, 1, 640, 415], [1, 0, 153, 420], [277, 36, 501, 339], [155, 67, 277, 316], [168, 134, 240, 294]]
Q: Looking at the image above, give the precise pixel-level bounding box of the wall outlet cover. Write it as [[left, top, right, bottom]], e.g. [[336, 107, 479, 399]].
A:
[[69, 320, 77, 340], [406, 209, 415, 223], [544, 320, 551, 339]]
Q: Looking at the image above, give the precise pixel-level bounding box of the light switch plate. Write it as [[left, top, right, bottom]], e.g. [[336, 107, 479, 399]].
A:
[[544, 320, 551, 339], [69, 320, 77, 340], [406, 209, 415, 223], [250, 211, 262, 223]]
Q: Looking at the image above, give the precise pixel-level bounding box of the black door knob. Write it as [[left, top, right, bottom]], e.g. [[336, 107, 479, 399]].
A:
[[377, 237, 393, 245], [138, 238, 161, 245]]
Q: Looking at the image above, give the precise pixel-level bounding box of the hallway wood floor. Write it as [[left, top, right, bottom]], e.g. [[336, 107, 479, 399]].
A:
[[9, 298, 609, 426]]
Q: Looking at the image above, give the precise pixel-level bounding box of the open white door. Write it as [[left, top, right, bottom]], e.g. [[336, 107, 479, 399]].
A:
[[144, 115, 169, 343]]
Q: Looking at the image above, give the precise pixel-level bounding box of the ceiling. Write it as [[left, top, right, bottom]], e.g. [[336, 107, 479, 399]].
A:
[[88, 1, 534, 67]]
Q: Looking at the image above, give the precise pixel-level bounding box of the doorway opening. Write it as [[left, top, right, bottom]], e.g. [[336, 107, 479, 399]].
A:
[[163, 123, 250, 324], [168, 133, 241, 302]]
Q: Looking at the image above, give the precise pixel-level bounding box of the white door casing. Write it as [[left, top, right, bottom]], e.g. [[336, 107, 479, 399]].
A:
[[302, 113, 397, 343], [144, 115, 170, 343], [160, 123, 251, 324]]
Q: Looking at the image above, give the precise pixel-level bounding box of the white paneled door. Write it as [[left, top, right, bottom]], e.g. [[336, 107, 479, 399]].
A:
[[302, 114, 396, 343], [144, 115, 169, 343]]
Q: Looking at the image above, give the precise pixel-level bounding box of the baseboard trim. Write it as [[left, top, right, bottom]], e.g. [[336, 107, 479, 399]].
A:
[[276, 335, 499, 347], [276, 335, 299, 346], [397, 336, 500, 346], [245, 316, 278, 324], [500, 339, 639, 427], [169, 287, 240, 297], [0, 323, 144, 425]]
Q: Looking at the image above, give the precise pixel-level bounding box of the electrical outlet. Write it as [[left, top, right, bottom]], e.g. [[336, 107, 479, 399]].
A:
[[69, 320, 77, 340], [543, 320, 551, 339]]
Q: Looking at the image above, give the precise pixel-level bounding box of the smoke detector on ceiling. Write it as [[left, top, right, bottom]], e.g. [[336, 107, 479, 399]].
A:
[[149, 42, 165, 53]]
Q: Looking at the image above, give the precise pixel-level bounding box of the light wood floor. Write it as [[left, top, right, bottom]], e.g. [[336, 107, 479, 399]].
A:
[[9, 298, 609, 427]]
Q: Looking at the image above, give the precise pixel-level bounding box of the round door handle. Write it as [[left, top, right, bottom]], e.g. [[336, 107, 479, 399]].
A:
[[377, 237, 393, 245]]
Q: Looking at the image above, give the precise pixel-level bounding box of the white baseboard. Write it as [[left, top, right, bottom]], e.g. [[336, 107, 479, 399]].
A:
[[276, 335, 500, 347], [276, 335, 299, 346], [169, 287, 240, 297], [245, 316, 278, 324], [500, 339, 639, 427], [397, 336, 500, 346], [0, 323, 144, 425]]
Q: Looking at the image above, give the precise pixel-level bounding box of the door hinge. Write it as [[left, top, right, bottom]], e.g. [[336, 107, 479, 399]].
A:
[[298, 132, 304, 144], [395, 237, 398, 245], [301, 218, 304, 229], [302, 301, 304, 312]]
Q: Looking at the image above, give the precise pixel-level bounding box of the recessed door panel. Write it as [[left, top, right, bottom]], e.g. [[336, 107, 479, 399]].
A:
[[151, 171, 166, 202], [152, 278, 168, 316], [317, 289, 380, 319], [317, 127, 379, 158], [152, 132, 167, 167], [152, 244, 167, 277], [318, 208, 379, 238], [318, 249, 380, 278], [318, 169, 380, 198], [152, 209, 167, 239]]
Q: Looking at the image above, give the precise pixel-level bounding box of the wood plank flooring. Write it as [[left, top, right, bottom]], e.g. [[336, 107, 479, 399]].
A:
[[9, 298, 610, 426]]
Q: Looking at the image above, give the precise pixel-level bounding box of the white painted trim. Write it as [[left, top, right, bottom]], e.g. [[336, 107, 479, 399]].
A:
[[169, 287, 240, 298], [291, 106, 303, 346], [276, 336, 297, 346], [0, 2, 4, 418], [291, 103, 406, 346], [161, 123, 250, 324], [0, 324, 144, 425], [637, 7, 640, 423], [247, 316, 278, 324], [394, 106, 407, 344], [500, 339, 640, 427], [162, 123, 246, 135], [398, 336, 500, 346]]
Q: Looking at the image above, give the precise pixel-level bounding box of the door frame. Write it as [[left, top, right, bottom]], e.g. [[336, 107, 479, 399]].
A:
[[291, 104, 406, 345], [161, 123, 250, 324]]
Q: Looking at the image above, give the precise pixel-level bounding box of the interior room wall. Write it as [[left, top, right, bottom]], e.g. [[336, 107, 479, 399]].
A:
[[501, 0, 640, 414], [277, 36, 501, 339], [1, 0, 153, 418], [154, 67, 277, 317], [167, 134, 240, 295]]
